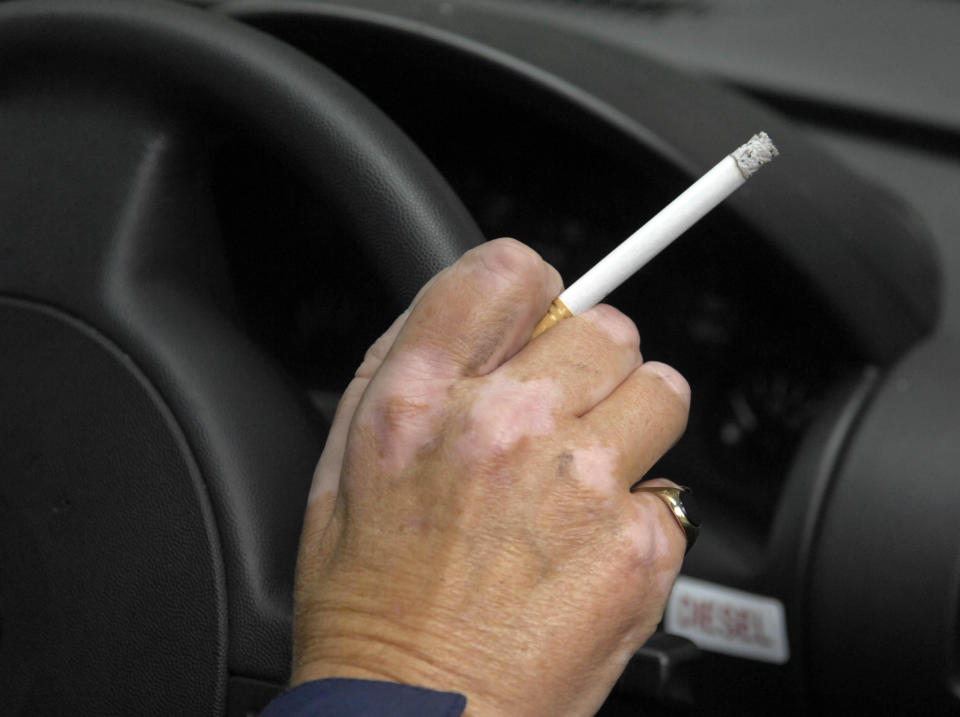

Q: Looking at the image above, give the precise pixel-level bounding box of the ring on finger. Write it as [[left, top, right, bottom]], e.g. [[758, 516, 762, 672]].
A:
[[632, 484, 701, 554]]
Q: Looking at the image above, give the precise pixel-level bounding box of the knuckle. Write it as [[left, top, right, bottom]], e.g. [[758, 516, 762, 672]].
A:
[[457, 376, 557, 463], [545, 262, 564, 294], [622, 507, 684, 571], [473, 421, 517, 458], [472, 398, 533, 455], [472, 237, 544, 284]]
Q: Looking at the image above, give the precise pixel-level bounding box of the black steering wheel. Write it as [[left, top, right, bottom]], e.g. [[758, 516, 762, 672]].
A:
[[0, 0, 483, 713]]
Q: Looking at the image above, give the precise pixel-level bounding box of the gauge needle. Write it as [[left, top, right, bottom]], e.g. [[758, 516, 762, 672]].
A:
[[532, 132, 779, 337]]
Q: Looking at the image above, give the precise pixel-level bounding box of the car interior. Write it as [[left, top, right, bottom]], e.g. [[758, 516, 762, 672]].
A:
[[2, 0, 959, 715]]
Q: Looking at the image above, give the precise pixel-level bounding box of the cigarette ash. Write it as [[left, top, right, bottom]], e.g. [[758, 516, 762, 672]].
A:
[[731, 132, 779, 179]]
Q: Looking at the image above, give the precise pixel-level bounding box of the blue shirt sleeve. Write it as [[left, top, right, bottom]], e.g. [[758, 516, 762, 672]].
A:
[[259, 678, 467, 717]]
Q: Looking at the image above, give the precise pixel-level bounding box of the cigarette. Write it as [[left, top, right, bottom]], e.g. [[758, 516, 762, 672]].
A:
[[531, 132, 779, 338]]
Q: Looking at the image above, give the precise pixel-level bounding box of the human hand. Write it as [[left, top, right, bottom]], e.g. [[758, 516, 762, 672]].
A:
[[291, 238, 691, 716]]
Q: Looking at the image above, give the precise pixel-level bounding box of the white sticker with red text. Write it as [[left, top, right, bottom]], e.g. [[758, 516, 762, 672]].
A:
[[664, 576, 789, 664]]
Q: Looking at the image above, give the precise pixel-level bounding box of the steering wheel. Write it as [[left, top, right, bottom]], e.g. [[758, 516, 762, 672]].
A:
[[0, 0, 483, 713]]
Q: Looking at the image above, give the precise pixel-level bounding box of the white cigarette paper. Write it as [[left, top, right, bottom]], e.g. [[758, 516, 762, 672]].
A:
[[557, 132, 779, 315]]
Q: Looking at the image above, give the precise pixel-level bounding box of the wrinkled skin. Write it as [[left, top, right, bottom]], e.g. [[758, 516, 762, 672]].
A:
[[292, 238, 691, 716]]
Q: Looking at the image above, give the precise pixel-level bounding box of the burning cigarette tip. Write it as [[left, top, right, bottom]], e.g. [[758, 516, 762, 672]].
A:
[[731, 131, 779, 179]]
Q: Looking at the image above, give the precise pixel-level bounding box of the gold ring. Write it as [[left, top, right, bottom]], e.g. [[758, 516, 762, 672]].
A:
[[631, 484, 701, 554]]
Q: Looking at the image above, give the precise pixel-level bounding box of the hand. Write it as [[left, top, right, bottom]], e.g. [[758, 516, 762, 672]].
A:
[[291, 238, 691, 716]]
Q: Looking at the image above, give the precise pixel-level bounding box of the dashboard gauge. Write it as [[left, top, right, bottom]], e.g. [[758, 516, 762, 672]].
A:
[[718, 370, 818, 456]]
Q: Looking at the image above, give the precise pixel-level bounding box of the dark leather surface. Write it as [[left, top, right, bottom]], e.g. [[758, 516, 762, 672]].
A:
[[0, 0, 485, 702], [0, 299, 226, 714], [0, 0, 482, 303], [808, 336, 960, 713]]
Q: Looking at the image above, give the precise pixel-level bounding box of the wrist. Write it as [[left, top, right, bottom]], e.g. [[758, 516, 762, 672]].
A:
[[292, 605, 513, 715]]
